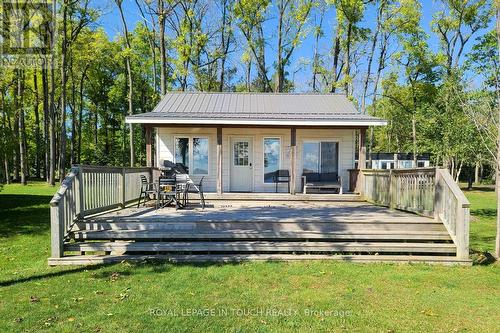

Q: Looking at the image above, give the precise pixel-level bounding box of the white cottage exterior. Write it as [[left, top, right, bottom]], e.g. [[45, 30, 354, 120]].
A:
[[126, 92, 387, 194]]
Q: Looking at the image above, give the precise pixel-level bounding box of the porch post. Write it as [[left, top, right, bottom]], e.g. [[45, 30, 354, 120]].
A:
[[217, 127, 223, 195], [290, 127, 297, 195], [356, 128, 367, 194], [145, 125, 152, 167]]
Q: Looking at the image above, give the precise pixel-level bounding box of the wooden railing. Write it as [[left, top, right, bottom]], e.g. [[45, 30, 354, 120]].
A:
[[361, 168, 470, 259], [50, 165, 158, 258], [434, 169, 470, 259]]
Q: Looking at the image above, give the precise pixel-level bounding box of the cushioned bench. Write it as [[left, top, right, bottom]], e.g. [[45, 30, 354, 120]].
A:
[[301, 172, 343, 194]]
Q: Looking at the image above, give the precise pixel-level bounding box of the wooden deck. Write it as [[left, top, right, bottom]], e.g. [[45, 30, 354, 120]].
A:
[[49, 201, 471, 266]]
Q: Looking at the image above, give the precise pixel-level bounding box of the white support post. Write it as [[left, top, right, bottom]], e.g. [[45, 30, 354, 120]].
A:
[[50, 202, 64, 258]]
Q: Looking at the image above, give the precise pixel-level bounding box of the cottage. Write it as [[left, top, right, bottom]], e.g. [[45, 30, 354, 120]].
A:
[[48, 92, 471, 266], [125, 92, 386, 194]]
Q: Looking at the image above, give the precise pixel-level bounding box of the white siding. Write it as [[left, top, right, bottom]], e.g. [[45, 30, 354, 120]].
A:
[[156, 127, 356, 193]]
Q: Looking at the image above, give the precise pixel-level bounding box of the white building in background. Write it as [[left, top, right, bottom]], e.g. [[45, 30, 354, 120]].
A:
[[368, 153, 431, 169]]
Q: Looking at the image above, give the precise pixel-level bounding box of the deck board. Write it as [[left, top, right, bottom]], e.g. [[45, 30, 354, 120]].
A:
[[57, 200, 464, 265], [95, 201, 434, 223]]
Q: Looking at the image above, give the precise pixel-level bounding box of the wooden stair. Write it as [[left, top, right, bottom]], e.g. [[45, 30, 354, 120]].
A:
[[48, 216, 471, 265]]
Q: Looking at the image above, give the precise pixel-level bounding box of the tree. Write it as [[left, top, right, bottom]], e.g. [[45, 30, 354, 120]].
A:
[[235, 0, 273, 92], [275, 0, 313, 92], [115, 0, 136, 166], [433, 0, 492, 75]]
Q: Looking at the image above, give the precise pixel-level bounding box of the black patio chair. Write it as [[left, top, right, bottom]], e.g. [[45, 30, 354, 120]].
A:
[[174, 173, 190, 209], [137, 175, 157, 207], [156, 177, 176, 209], [273, 170, 291, 193]]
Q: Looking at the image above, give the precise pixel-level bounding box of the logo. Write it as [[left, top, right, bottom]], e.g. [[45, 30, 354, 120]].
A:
[[0, 0, 56, 68]]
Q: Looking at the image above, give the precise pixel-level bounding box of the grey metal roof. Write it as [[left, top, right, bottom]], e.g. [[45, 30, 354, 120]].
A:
[[125, 92, 387, 126]]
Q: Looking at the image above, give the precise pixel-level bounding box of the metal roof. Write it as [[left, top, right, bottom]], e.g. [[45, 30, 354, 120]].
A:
[[125, 92, 387, 126]]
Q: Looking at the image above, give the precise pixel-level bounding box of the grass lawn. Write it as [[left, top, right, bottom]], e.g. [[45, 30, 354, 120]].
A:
[[0, 182, 499, 332]]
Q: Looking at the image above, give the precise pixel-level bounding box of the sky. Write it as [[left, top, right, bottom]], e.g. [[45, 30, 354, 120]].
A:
[[94, 0, 494, 93]]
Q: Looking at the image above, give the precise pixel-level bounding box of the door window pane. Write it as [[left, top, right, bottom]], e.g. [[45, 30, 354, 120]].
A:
[[234, 142, 249, 166], [264, 138, 280, 183], [193, 138, 209, 175], [302, 142, 320, 173], [320, 141, 338, 173], [175, 138, 189, 173]]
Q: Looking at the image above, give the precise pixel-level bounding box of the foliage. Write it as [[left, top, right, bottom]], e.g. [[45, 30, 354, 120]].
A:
[[0, 0, 496, 185]]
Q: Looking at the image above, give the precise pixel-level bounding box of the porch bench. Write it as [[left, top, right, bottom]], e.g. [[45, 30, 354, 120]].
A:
[[302, 173, 343, 194]]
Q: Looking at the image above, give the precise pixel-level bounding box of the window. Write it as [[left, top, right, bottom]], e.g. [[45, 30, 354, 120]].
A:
[[233, 141, 249, 166], [174, 137, 209, 175], [303, 142, 320, 173], [175, 138, 189, 173], [263, 138, 280, 183], [193, 138, 209, 175], [302, 141, 339, 174]]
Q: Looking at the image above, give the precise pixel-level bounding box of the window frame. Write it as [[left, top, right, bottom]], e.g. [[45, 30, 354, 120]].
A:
[[301, 139, 340, 175], [173, 136, 210, 176], [262, 137, 282, 184]]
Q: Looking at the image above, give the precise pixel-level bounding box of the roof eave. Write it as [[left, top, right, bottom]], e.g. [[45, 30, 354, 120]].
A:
[[125, 117, 388, 127]]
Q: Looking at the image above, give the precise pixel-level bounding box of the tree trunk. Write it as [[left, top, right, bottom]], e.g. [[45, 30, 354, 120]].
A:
[[12, 109, 19, 181], [70, 62, 77, 166], [1, 91, 9, 184], [158, 0, 167, 95], [42, 67, 50, 182], [475, 162, 480, 184], [276, 0, 284, 92], [59, 0, 68, 182], [78, 67, 87, 164], [455, 161, 463, 183], [34, 70, 41, 179], [311, 8, 324, 92], [412, 115, 417, 167], [361, 0, 384, 114], [116, 0, 135, 166], [17, 70, 27, 185], [495, 0, 500, 258], [246, 60, 251, 92], [218, 0, 231, 92], [330, 32, 340, 93], [49, 54, 57, 185], [343, 22, 352, 96]]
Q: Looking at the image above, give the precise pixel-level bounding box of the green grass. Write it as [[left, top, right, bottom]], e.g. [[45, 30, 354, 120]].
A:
[[0, 181, 499, 332], [462, 185, 498, 254]]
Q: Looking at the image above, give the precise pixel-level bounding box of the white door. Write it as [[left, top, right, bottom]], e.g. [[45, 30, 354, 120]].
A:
[[230, 138, 253, 192]]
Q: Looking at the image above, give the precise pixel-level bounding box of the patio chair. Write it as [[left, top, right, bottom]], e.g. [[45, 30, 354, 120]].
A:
[[156, 177, 177, 209], [186, 176, 206, 209], [273, 170, 290, 193], [174, 173, 190, 208], [137, 175, 157, 207]]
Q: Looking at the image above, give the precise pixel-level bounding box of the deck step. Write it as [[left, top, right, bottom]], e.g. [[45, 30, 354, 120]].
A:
[[71, 229, 452, 241], [79, 221, 445, 231], [65, 241, 457, 254], [49, 254, 471, 266], [83, 216, 442, 224]]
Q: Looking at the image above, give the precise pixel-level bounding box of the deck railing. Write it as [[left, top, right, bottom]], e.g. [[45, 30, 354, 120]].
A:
[[434, 169, 470, 259], [50, 165, 158, 258], [361, 167, 470, 259]]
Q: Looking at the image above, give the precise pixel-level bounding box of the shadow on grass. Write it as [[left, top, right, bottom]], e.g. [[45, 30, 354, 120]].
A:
[[471, 208, 497, 218], [461, 185, 495, 192], [0, 260, 244, 287], [471, 251, 497, 265], [0, 263, 116, 287], [0, 194, 52, 238]]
